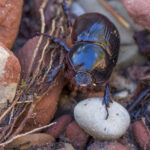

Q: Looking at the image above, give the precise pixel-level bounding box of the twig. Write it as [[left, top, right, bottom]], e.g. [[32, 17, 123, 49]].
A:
[[0, 91, 23, 123], [10, 103, 36, 137], [26, 0, 48, 83], [9, 107, 14, 125], [128, 87, 150, 112], [0, 122, 56, 147], [98, 0, 130, 29]]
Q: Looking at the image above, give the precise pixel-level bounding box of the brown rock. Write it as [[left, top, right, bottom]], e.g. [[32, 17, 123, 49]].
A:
[[17, 36, 66, 133], [132, 120, 150, 150], [87, 142, 129, 150], [122, 0, 150, 30], [0, 42, 21, 113], [0, 0, 23, 48], [17, 36, 40, 78], [21, 71, 65, 133], [34, 0, 43, 17], [47, 114, 72, 138], [66, 121, 89, 149]]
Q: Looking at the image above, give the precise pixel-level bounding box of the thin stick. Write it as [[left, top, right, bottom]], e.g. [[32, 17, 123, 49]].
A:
[[98, 0, 130, 29], [0, 91, 23, 123], [128, 87, 150, 112], [26, 0, 48, 82], [0, 122, 56, 147]]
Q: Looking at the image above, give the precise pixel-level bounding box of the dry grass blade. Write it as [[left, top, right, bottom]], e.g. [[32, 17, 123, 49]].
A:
[[0, 122, 56, 147], [0, 91, 23, 123], [98, 0, 130, 29], [26, 0, 48, 84]]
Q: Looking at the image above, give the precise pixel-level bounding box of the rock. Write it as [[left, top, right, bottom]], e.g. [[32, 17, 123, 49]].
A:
[[132, 120, 150, 150], [6, 133, 54, 150], [74, 98, 130, 140], [87, 142, 129, 150], [58, 143, 75, 150], [110, 72, 136, 93], [71, 2, 86, 16], [0, 42, 21, 113], [127, 65, 150, 80], [134, 30, 150, 58], [122, 0, 150, 30], [0, 0, 23, 48], [17, 36, 66, 132], [113, 91, 129, 100], [66, 121, 89, 149], [116, 44, 146, 69], [17, 36, 40, 79], [47, 114, 72, 138], [21, 72, 65, 133], [34, 0, 43, 17]]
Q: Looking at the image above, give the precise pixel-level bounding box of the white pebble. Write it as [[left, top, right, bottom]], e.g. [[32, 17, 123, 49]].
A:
[[74, 97, 130, 140]]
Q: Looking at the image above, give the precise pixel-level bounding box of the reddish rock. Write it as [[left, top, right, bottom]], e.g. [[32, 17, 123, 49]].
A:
[[0, 0, 23, 48], [122, 0, 150, 30], [34, 0, 43, 17], [132, 120, 150, 150], [66, 121, 89, 149], [0, 42, 21, 113], [47, 114, 72, 138], [88, 142, 129, 150], [17, 36, 66, 133], [17, 36, 40, 79], [22, 74, 65, 133]]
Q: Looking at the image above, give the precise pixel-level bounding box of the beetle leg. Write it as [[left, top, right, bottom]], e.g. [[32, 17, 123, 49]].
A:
[[36, 32, 70, 52], [62, 1, 72, 28], [47, 64, 65, 83], [103, 84, 113, 119]]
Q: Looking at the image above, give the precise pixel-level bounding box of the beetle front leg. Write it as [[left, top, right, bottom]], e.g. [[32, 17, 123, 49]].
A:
[[103, 84, 113, 119], [47, 64, 65, 83], [36, 32, 70, 52]]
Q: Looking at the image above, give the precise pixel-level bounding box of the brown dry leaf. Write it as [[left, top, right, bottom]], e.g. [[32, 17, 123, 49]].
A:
[[5, 133, 54, 150], [0, 0, 23, 49]]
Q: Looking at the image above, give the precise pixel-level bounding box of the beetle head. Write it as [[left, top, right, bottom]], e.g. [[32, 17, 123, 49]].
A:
[[74, 72, 94, 87]]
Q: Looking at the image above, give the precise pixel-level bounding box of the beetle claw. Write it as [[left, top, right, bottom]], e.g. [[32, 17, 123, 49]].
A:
[[102, 84, 112, 119]]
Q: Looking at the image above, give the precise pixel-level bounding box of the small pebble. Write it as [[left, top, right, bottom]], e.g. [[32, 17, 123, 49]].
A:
[[71, 2, 86, 16], [47, 114, 72, 138], [66, 121, 89, 149], [122, 0, 150, 30], [74, 97, 130, 140], [132, 120, 150, 149], [88, 142, 129, 150], [113, 90, 129, 100]]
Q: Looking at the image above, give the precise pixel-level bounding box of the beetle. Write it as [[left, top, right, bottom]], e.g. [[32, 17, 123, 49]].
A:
[[39, 1, 120, 118]]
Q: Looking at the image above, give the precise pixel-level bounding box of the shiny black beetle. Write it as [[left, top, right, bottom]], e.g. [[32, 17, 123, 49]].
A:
[[40, 2, 120, 118]]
